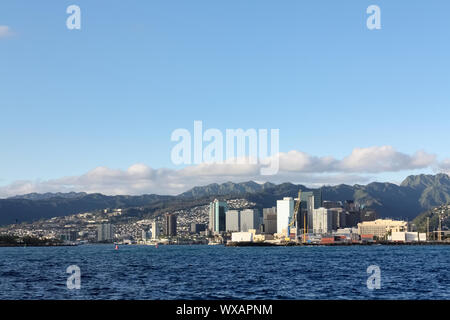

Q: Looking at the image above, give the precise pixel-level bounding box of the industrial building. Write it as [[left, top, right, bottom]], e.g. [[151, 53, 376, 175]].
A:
[[390, 232, 427, 242], [358, 219, 408, 239], [333, 227, 360, 242]]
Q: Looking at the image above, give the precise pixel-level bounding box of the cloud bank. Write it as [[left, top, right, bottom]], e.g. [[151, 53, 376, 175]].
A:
[[0, 26, 13, 38], [0, 146, 444, 198], [438, 158, 450, 175]]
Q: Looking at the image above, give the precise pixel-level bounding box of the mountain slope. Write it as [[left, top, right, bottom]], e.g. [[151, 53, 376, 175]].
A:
[[0, 194, 172, 225], [0, 173, 449, 225]]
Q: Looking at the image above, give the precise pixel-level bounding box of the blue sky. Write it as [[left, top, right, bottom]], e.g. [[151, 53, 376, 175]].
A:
[[0, 1, 449, 196]]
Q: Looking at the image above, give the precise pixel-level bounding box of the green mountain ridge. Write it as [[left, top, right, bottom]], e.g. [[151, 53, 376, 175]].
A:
[[0, 173, 449, 226]]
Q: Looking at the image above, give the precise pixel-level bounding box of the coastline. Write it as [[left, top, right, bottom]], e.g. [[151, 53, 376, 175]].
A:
[[225, 241, 450, 247]]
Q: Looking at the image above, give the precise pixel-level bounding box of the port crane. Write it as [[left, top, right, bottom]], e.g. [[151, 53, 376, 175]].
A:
[[289, 190, 307, 243]]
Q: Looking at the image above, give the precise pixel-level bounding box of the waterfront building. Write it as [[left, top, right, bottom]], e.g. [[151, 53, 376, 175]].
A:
[[190, 223, 206, 234], [358, 219, 408, 239], [141, 229, 151, 241], [390, 231, 427, 242], [263, 207, 277, 234], [164, 213, 177, 237], [60, 230, 78, 242], [152, 221, 160, 239], [231, 232, 253, 242], [240, 209, 259, 232], [209, 199, 228, 232], [97, 223, 114, 242], [226, 210, 240, 232], [312, 208, 333, 234], [276, 197, 294, 236], [333, 227, 359, 242]]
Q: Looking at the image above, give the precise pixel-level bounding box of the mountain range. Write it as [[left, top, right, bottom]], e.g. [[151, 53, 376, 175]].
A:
[[0, 173, 449, 226]]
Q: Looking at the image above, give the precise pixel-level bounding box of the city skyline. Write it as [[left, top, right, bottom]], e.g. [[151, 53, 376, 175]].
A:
[[1, 1, 450, 197]]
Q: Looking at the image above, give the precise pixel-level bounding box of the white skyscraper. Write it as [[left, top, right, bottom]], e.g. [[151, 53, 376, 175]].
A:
[[276, 197, 294, 236], [313, 208, 332, 234], [152, 221, 160, 239]]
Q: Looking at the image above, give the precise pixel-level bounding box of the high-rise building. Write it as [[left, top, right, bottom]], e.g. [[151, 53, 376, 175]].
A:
[[60, 230, 78, 242], [301, 190, 323, 209], [360, 209, 377, 222], [330, 208, 345, 230], [299, 193, 315, 233], [277, 197, 294, 236], [209, 199, 228, 232], [240, 209, 259, 232], [141, 229, 151, 241], [312, 208, 332, 234], [323, 200, 343, 209], [226, 210, 240, 232], [345, 211, 361, 228], [152, 221, 160, 239], [263, 207, 277, 234], [313, 189, 323, 209], [164, 213, 177, 237], [97, 223, 114, 242]]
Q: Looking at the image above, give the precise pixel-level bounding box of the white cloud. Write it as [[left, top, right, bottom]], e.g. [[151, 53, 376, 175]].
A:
[[0, 146, 439, 198], [438, 158, 450, 175], [0, 26, 14, 38], [336, 147, 436, 173], [276, 146, 435, 173]]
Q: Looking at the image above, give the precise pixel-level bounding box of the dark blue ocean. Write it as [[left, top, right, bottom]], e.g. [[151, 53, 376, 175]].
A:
[[0, 245, 449, 300]]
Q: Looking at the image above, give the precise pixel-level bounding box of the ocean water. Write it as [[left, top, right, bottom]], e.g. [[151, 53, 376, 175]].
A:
[[0, 244, 449, 300]]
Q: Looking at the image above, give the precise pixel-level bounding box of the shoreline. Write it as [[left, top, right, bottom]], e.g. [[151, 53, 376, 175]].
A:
[[0, 243, 77, 247], [225, 241, 450, 247], [2, 242, 450, 248]]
